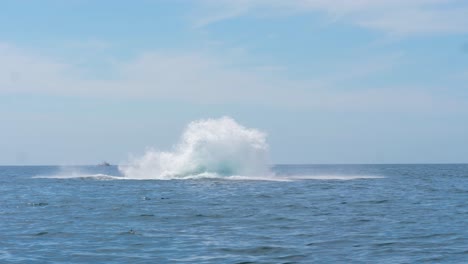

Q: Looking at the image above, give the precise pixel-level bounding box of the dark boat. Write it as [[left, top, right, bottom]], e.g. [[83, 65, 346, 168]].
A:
[[98, 162, 111, 166]]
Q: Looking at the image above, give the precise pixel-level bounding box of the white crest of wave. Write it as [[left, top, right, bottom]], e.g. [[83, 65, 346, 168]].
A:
[[119, 117, 270, 179], [34, 173, 121, 180]]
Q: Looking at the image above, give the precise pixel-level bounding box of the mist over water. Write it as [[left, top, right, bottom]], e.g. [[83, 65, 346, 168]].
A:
[[119, 117, 271, 180]]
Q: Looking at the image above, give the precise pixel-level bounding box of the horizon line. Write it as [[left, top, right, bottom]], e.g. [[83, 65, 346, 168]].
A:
[[0, 163, 467, 167]]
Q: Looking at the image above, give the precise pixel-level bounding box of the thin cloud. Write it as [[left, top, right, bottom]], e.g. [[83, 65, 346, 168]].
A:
[[0, 43, 463, 113], [196, 0, 468, 36]]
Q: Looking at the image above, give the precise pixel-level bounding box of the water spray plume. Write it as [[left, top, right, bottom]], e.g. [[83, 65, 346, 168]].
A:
[[119, 117, 271, 179]]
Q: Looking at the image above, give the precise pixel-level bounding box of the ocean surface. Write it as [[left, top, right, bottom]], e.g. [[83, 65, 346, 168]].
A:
[[1, 164, 467, 263]]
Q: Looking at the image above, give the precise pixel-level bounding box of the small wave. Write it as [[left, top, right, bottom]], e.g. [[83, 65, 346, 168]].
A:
[[33, 174, 124, 180], [223, 174, 384, 181], [34, 173, 383, 181], [287, 175, 385, 181]]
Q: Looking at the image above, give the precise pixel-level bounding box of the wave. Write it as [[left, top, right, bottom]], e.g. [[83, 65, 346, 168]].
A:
[[34, 173, 383, 181]]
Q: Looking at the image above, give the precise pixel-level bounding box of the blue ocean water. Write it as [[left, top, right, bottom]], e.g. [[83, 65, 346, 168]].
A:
[[0, 164, 467, 263]]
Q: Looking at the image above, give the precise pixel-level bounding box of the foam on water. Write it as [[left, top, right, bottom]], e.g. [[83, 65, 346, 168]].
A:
[[32, 166, 123, 180], [287, 175, 385, 180], [34, 173, 383, 181], [119, 117, 271, 180], [34, 173, 122, 180]]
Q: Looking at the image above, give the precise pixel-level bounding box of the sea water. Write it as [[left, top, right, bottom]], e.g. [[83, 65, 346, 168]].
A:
[[1, 164, 467, 263]]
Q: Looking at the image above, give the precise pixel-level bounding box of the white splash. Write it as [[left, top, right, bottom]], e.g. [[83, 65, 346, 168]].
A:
[[119, 117, 271, 179], [32, 117, 385, 182]]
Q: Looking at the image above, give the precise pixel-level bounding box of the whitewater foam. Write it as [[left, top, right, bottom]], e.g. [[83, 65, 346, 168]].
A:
[[33, 173, 123, 180], [286, 175, 385, 180], [119, 117, 271, 180], [34, 173, 383, 181]]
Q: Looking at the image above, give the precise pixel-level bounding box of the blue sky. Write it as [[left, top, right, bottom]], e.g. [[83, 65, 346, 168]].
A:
[[1, 0, 467, 165]]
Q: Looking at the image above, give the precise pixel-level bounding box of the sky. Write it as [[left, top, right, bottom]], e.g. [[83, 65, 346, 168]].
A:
[[1, 0, 467, 165]]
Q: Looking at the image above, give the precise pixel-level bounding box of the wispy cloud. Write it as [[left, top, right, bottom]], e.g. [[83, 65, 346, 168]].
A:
[[0, 42, 463, 113], [196, 0, 468, 36], [193, 0, 254, 28]]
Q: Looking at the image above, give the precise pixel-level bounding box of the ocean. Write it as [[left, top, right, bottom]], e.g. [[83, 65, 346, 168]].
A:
[[1, 164, 467, 263]]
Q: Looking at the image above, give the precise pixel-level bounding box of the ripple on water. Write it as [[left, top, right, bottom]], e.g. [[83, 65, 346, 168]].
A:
[[1, 165, 468, 263]]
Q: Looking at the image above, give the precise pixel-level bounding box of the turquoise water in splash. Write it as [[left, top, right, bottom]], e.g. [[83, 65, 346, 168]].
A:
[[1, 164, 467, 263]]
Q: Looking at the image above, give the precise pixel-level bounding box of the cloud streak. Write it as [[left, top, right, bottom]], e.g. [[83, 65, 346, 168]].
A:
[[0, 43, 464, 113], [196, 0, 468, 35]]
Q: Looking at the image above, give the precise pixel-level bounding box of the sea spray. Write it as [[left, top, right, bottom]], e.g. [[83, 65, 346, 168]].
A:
[[119, 117, 270, 179]]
